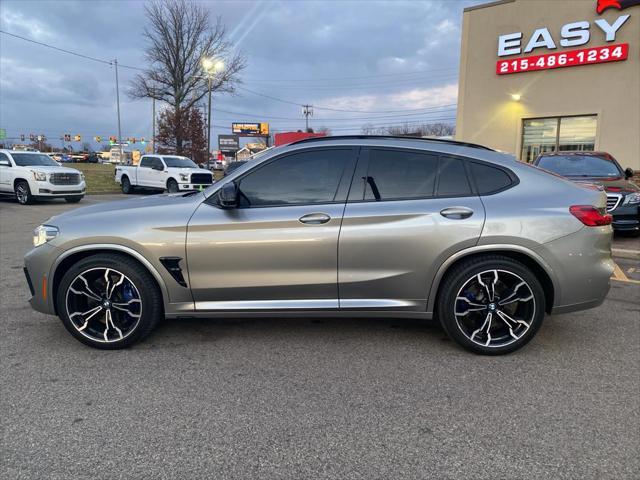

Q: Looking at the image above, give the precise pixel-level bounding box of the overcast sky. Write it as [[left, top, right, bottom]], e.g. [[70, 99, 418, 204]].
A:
[[0, 0, 484, 149]]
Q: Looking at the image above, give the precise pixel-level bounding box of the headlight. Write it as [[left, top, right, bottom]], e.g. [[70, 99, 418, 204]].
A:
[[33, 225, 59, 247], [623, 192, 640, 205], [32, 171, 47, 181], [179, 173, 189, 182]]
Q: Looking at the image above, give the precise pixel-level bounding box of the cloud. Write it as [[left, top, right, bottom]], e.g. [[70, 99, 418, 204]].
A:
[[0, 9, 54, 40], [0, 0, 482, 147]]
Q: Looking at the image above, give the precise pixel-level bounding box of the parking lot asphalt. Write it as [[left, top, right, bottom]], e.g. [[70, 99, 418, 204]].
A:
[[1, 195, 639, 480]]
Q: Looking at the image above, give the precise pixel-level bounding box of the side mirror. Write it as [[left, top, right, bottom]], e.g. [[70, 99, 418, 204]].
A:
[[0, 160, 10, 167], [624, 167, 634, 179], [219, 182, 238, 208]]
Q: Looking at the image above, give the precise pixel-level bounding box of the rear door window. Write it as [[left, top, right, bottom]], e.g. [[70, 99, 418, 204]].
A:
[[436, 156, 472, 197], [139, 157, 151, 168], [364, 149, 437, 201]]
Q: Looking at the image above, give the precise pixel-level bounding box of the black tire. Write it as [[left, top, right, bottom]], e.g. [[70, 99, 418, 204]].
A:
[[14, 180, 34, 205], [65, 196, 83, 203], [121, 176, 134, 194], [166, 178, 179, 193], [436, 255, 545, 355], [56, 253, 163, 349]]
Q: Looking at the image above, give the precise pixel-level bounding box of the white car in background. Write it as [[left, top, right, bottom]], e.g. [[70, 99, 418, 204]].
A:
[[115, 154, 214, 193], [0, 149, 86, 205]]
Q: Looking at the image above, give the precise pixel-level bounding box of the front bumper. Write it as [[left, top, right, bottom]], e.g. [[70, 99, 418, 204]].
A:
[[611, 204, 640, 232], [24, 243, 57, 315], [179, 183, 211, 191], [35, 180, 86, 197]]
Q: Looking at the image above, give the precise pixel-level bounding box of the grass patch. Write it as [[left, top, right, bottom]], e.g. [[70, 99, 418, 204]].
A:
[[71, 163, 120, 194]]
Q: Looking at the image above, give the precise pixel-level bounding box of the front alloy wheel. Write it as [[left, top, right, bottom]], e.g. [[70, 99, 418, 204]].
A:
[[65, 267, 142, 343], [15, 180, 34, 205], [437, 255, 545, 355], [57, 253, 162, 349]]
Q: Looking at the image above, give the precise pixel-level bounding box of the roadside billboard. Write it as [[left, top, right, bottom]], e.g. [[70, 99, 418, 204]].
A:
[[232, 122, 270, 136], [218, 134, 240, 152]]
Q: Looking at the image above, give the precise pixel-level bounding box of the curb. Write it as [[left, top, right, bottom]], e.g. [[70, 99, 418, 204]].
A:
[[612, 248, 640, 260]]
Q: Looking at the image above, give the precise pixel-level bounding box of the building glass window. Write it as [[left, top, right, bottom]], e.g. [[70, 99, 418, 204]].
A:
[[521, 115, 597, 163]]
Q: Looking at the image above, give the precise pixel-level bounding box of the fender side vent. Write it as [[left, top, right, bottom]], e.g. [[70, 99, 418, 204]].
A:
[[159, 257, 187, 287]]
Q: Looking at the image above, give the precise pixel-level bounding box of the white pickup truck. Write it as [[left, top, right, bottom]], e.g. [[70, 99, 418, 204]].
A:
[[0, 149, 86, 205], [114, 155, 214, 194]]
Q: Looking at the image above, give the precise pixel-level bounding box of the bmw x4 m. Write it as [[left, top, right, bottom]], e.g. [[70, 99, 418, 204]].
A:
[[24, 136, 614, 354]]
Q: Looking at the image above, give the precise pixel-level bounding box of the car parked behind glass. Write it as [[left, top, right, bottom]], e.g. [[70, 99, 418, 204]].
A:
[[533, 151, 639, 235]]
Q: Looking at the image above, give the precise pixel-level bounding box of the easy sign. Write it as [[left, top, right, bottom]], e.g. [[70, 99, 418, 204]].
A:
[[497, 14, 630, 56]]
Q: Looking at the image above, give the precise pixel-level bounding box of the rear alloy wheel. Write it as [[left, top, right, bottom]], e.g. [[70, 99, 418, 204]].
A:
[[166, 178, 179, 193], [121, 176, 134, 194], [437, 255, 545, 355], [57, 254, 162, 349], [15, 180, 34, 205]]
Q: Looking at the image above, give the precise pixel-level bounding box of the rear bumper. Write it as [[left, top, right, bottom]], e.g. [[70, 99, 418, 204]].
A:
[[535, 225, 614, 315]]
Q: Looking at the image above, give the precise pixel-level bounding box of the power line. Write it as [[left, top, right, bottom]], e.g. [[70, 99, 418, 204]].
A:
[[242, 66, 458, 83], [0, 30, 143, 71], [236, 86, 457, 114]]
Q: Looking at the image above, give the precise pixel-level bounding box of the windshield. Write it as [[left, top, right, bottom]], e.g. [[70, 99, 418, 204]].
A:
[[537, 155, 621, 177], [11, 153, 60, 167], [163, 156, 197, 168]]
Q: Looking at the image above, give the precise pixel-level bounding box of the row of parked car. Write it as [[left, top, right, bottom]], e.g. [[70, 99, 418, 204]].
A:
[[1, 144, 638, 234]]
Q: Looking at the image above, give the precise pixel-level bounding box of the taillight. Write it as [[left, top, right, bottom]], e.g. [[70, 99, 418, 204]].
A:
[[569, 205, 612, 226]]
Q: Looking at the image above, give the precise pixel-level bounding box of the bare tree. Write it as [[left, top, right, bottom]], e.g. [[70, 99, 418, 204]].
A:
[[130, 0, 246, 153]]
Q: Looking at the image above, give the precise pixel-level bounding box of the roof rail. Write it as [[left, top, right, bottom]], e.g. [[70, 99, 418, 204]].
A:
[[289, 135, 494, 151]]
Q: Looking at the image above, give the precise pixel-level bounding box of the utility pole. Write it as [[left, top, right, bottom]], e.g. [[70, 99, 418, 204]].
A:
[[152, 96, 156, 154], [302, 104, 313, 132], [114, 59, 123, 162]]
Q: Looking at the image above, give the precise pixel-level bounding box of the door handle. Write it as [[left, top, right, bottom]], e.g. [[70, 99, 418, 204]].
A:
[[299, 213, 331, 224], [440, 207, 474, 219]]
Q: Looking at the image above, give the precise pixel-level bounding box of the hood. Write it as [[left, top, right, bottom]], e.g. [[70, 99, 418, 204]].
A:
[[27, 165, 82, 174], [172, 167, 212, 175], [565, 176, 639, 194], [48, 192, 204, 225]]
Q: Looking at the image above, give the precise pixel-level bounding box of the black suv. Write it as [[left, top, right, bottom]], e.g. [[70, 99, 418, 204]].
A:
[[533, 151, 639, 234]]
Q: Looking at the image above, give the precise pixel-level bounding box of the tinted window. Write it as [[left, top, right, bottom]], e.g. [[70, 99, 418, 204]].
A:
[[0, 153, 10, 164], [470, 163, 513, 194], [437, 157, 471, 196], [152, 158, 164, 170], [536, 154, 621, 177], [237, 149, 351, 207], [139, 157, 152, 168], [163, 156, 197, 168], [10, 153, 59, 167], [365, 149, 437, 201]]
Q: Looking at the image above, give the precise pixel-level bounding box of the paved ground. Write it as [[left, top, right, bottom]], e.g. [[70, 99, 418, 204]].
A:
[[1, 195, 638, 479]]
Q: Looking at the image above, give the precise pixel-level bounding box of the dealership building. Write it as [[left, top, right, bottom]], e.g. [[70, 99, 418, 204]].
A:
[[456, 0, 640, 172]]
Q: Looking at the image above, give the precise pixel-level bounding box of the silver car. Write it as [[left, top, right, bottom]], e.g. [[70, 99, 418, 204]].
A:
[[24, 136, 614, 354]]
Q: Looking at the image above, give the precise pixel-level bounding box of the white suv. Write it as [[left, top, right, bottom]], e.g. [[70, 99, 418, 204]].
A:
[[0, 150, 86, 205]]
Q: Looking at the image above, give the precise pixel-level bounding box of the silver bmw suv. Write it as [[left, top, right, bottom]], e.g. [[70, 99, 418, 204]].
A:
[[24, 136, 614, 354]]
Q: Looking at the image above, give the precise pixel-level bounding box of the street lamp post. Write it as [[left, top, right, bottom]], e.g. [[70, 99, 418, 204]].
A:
[[207, 74, 212, 161], [201, 58, 224, 164]]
